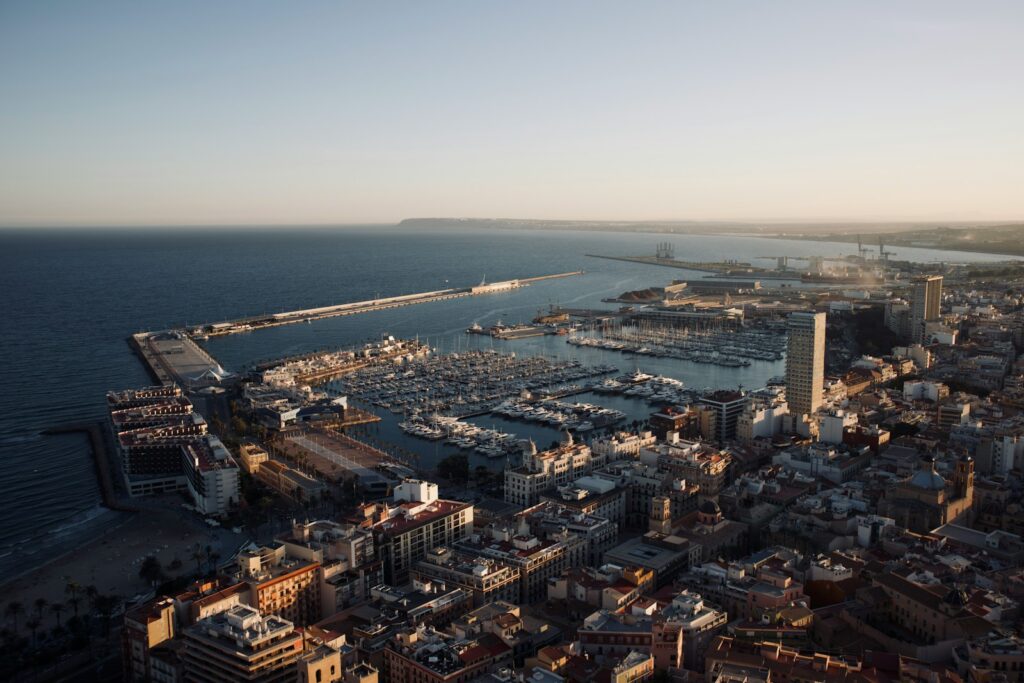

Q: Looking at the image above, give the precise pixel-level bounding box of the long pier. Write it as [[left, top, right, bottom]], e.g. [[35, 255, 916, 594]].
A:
[[586, 254, 750, 273], [193, 270, 585, 338], [130, 271, 585, 390]]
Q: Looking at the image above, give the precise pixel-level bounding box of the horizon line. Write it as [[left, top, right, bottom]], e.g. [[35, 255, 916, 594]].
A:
[[1, 216, 1023, 230]]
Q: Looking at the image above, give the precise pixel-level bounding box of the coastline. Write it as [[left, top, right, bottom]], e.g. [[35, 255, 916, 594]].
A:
[[760, 233, 1024, 259]]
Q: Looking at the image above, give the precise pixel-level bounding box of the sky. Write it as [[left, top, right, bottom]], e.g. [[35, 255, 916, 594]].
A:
[[1, 1, 1022, 227]]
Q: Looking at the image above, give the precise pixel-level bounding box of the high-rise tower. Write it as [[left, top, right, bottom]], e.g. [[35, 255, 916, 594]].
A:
[[911, 275, 942, 343], [785, 311, 826, 417]]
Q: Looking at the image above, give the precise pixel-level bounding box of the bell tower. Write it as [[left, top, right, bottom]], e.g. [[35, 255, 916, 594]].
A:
[[953, 455, 974, 502], [650, 495, 672, 535]]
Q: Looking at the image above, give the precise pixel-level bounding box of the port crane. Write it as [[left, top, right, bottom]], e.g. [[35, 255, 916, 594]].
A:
[[856, 235, 873, 260], [878, 236, 895, 261]]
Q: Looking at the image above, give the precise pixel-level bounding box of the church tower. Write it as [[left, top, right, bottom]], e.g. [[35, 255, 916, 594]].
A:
[[953, 455, 975, 502], [650, 495, 673, 535]]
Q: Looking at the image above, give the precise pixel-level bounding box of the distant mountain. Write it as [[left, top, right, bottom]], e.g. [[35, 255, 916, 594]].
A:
[[397, 217, 1016, 237]]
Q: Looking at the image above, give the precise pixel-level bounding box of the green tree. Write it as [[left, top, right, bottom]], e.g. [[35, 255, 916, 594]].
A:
[[139, 556, 163, 586], [33, 598, 47, 621], [4, 603, 22, 630], [50, 602, 64, 628], [437, 453, 470, 483], [64, 581, 82, 617], [25, 618, 40, 647], [93, 596, 119, 637]]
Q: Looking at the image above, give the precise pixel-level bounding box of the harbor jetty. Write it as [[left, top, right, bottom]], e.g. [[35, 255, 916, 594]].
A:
[[43, 422, 138, 513], [191, 270, 585, 338]]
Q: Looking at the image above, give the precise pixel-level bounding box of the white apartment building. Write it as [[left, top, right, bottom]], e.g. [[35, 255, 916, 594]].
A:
[[505, 435, 595, 507]]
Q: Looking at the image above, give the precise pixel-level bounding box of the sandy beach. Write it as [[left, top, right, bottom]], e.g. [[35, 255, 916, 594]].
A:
[[0, 503, 246, 629]]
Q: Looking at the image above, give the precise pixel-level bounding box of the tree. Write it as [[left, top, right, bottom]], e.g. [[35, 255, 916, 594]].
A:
[[93, 595, 119, 637], [25, 618, 39, 647], [190, 545, 205, 576], [64, 581, 82, 617], [4, 603, 22, 630], [437, 453, 469, 483], [66, 596, 81, 620], [33, 598, 47, 621], [50, 602, 64, 628], [139, 556, 163, 586]]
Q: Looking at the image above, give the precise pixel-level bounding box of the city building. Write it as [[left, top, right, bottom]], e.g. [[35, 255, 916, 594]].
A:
[[694, 390, 748, 443], [412, 547, 521, 608], [457, 520, 584, 604], [736, 391, 789, 443], [181, 436, 240, 517], [227, 543, 323, 626], [122, 598, 178, 683], [878, 455, 975, 533], [280, 519, 384, 612], [911, 275, 943, 344], [505, 435, 596, 507], [351, 479, 474, 584], [577, 607, 683, 670], [661, 590, 728, 673], [785, 312, 826, 418], [181, 605, 303, 682], [382, 625, 510, 683], [517, 501, 619, 565], [107, 386, 241, 513]]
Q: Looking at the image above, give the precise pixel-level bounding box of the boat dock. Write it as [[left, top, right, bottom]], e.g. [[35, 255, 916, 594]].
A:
[[130, 330, 231, 388]]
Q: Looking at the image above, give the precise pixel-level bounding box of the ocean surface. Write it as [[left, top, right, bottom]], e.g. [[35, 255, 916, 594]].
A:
[[0, 225, 1015, 580]]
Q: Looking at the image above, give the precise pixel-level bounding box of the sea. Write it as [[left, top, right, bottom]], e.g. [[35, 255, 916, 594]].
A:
[[0, 225, 1015, 581]]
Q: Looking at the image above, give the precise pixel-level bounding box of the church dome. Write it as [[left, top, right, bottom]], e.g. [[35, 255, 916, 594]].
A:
[[909, 469, 946, 490], [909, 456, 946, 491], [699, 499, 721, 515], [943, 587, 970, 608]]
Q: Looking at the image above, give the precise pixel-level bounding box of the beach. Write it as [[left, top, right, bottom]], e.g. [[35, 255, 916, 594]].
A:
[[0, 503, 246, 628]]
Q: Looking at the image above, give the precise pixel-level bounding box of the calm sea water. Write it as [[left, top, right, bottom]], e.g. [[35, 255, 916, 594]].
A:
[[0, 225, 1014, 579]]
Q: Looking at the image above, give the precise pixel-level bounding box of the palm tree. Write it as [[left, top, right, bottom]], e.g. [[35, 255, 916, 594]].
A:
[[4, 602, 23, 630], [66, 595, 81, 620], [65, 580, 82, 617], [25, 617, 40, 646], [190, 545, 205, 575], [50, 602, 64, 627], [33, 597, 47, 621], [93, 595, 119, 637]]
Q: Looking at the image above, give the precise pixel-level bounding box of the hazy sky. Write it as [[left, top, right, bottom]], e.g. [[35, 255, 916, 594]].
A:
[[1, 1, 1022, 226]]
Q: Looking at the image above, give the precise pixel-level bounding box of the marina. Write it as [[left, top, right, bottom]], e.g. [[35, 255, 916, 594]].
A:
[[490, 396, 626, 432], [326, 349, 618, 418], [567, 320, 786, 368], [398, 414, 521, 459], [592, 371, 696, 405]]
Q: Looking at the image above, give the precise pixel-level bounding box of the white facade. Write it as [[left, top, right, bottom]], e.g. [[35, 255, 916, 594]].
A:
[[591, 431, 656, 459], [394, 479, 439, 504], [505, 440, 594, 507], [737, 396, 789, 442], [183, 436, 241, 517], [991, 435, 1023, 476], [818, 410, 857, 444], [903, 380, 948, 402]]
